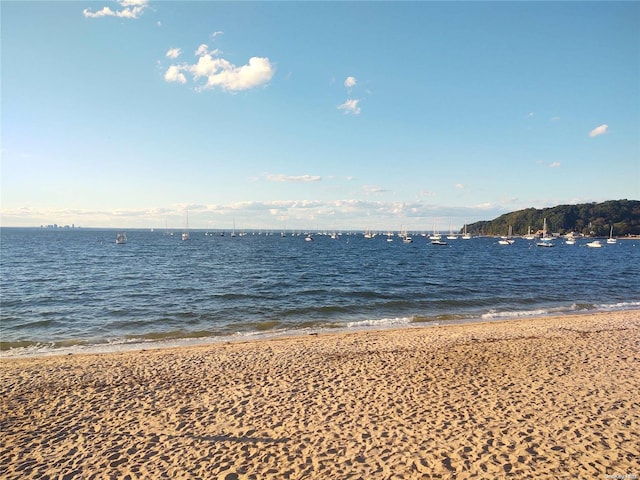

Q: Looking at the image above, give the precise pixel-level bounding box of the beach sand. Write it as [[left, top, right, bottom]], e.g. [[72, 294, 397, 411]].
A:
[[1, 311, 638, 479]]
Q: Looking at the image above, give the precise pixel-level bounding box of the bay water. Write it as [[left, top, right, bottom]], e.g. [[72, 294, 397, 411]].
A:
[[1, 228, 638, 356]]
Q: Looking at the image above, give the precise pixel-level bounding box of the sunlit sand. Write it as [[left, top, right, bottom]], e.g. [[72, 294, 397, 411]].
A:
[[1, 311, 638, 479]]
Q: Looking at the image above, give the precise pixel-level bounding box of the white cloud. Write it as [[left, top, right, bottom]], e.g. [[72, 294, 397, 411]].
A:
[[344, 76, 357, 88], [0, 200, 517, 230], [362, 185, 388, 194], [195, 44, 210, 56], [455, 183, 465, 189], [166, 48, 181, 59], [337, 99, 361, 115], [589, 124, 608, 138], [549, 162, 561, 168], [164, 65, 186, 84], [164, 44, 275, 92], [211, 31, 224, 39], [83, 0, 149, 19], [266, 174, 322, 183]]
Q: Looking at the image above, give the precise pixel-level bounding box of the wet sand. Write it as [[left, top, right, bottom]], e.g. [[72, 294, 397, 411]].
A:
[[1, 311, 638, 479]]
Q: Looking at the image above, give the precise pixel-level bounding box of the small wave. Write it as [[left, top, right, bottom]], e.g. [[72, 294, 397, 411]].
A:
[[481, 301, 640, 321], [345, 317, 413, 329], [481, 308, 551, 320], [596, 300, 640, 311], [412, 313, 474, 324]]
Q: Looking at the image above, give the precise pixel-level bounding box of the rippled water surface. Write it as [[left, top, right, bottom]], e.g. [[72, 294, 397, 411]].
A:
[[1, 228, 638, 354]]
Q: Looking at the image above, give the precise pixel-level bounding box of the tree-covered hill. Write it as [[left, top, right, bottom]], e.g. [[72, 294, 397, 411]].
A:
[[465, 200, 640, 237]]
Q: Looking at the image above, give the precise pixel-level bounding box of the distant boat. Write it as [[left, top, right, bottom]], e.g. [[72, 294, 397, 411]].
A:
[[446, 220, 458, 240], [431, 239, 448, 246], [565, 236, 576, 245], [429, 221, 441, 240], [164, 219, 173, 236], [524, 226, 536, 240], [182, 210, 189, 241], [586, 240, 603, 248], [498, 225, 515, 245], [399, 227, 412, 243], [305, 234, 314, 242], [536, 218, 554, 247], [462, 224, 472, 240], [607, 225, 617, 244], [115, 232, 127, 244]]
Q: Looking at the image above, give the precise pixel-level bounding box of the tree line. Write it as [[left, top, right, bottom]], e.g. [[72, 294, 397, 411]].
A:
[[465, 200, 640, 237]]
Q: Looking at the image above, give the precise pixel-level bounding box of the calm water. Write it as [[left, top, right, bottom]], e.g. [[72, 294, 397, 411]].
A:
[[1, 228, 639, 356]]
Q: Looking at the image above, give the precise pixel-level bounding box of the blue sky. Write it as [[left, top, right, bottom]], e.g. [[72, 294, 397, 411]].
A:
[[2, 1, 638, 231]]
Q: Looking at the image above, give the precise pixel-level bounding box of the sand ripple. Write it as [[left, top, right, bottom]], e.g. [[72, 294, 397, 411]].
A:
[[1, 312, 638, 479]]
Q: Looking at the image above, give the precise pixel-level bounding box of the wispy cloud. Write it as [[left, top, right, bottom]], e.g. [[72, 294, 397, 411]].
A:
[[166, 48, 181, 59], [265, 174, 322, 183], [164, 43, 275, 92], [455, 183, 465, 189], [362, 185, 388, 194], [83, 0, 149, 19], [549, 162, 561, 168], [337, 99, 361, 115], [589, 124, 608, 138]]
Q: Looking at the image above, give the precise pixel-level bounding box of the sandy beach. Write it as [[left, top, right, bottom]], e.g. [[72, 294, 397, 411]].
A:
[[1, 311, 638, 479]]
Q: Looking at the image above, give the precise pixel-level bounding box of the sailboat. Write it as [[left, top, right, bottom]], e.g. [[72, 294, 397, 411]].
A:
[[462, 224, 472, 240], [446, 220, 458, 240], [429, 221, 441, 240], [181, 211, 189, 241], [524, 226, 535, 240], [607, 225, 617, 244], [498, 226, 515, 245], [536, 218, 554, 247], [398, 226, 411, 243]]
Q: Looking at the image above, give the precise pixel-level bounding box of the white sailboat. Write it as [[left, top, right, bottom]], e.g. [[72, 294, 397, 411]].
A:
[[462, 224, 472, 240], [607, 225, 617, 244], [524, 226, 535, 240], [400, 227, 412, 243], [181, 211, 189, 241], [446, 220, 458, 240], [498, 225, 515, 245], [536, 218, 554, 247], [429, 221, 441, 240]]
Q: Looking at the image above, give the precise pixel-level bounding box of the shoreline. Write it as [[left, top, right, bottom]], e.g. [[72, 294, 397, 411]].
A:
[[1, 310, 638, 479], [3, 304, 639, 359]]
